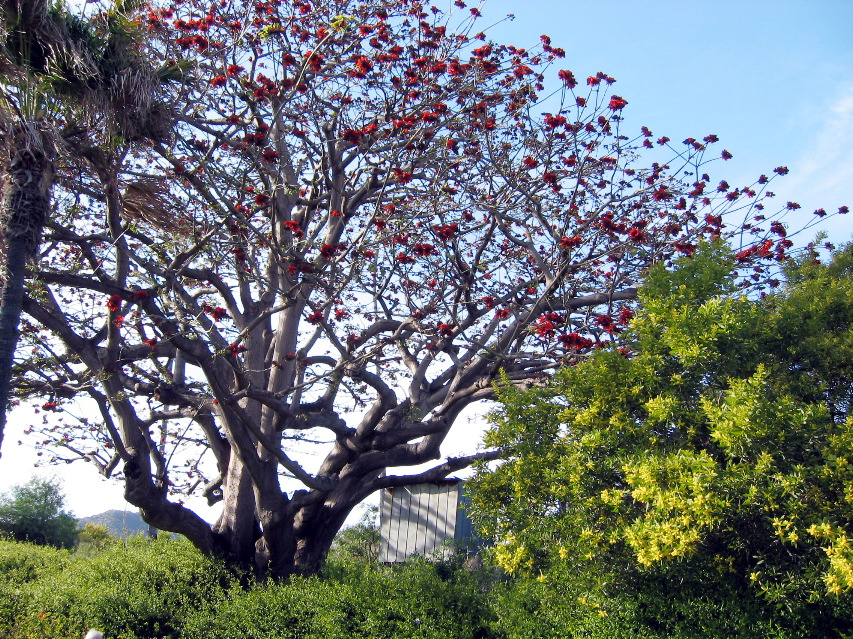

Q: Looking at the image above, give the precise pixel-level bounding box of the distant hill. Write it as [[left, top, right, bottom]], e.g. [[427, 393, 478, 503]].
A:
[[78, 509, 151, 538]]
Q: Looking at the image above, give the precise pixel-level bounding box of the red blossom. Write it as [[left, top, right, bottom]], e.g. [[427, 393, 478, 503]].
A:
[[721, 149, 733, 160], [433, 223, 459, 241], [228, 342, 247, 356], [306, 310, 323, 324], [608, 95, 628, 110], [543, 113, 567, 129], [628, 228, 646, 242], [350, 55, 373, 78], [393, 168, 413, 184], [770, 221, 787, 237], [535, 318, 556, 339], [559, 235, 581, 249], [558, 333, 593, 350], [413, 243, 437, 256], [774, 166, 789, 176], [557, 69, 577, 88], [210, 75, 227, 87], [106, 294, 122, 312]]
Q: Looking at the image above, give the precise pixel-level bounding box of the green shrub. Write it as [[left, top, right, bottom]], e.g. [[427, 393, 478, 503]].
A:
[[0, 540, 70, 637], [184, 559, 495, 639], [488, 566, 853, 639], [4, 535, 234, 639]]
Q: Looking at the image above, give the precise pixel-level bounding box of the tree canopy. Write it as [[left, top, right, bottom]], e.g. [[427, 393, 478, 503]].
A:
[[4, 0, 838, 576], [0, 476, 78, 549], [469, 241, 853, 614], [0, 0, 177, 454]]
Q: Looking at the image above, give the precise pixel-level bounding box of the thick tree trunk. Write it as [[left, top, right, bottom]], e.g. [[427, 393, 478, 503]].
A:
[[0, 144, 52, 458], [212, 456, 260, 565]]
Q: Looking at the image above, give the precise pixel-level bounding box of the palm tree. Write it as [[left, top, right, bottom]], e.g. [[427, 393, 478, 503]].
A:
[[0, 0, 172, 457]]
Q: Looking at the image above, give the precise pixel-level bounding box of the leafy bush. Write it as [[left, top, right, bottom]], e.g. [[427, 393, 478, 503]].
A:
[[183, 559, 496, 639], [1, 529, 849, 639], [0, 540, 69, 636], [3, 535, 234, 639]]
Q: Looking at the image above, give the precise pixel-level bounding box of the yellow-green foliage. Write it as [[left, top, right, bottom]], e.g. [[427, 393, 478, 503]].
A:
[[470, 241, 853, 616]]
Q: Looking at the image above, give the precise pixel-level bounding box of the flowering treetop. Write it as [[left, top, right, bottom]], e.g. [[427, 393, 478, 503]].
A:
[[10, 0, 843, 575]]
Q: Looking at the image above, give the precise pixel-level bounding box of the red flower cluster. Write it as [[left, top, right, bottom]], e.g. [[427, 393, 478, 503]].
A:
[[350, 55, 373, 78], [319, 243, 345, 259], [628, 228, 646, 243], [393, 168, 413, 184], [608, 96, 627, 111], [769, 221, 787, 237], [106, 294, 122, 312], [259, 149, 278, 163], [228, 343, 247, 356], [413, 243, 437, 256], [558, 333, 593, 349], [306, 310, 324, 324], [305, 50, 324, 72], [560, 235, 582, 249], [283, 220, 303, 237], [595, 314, 618, 334], [544, 113, 567, 129], [433, 223, 459, 241], [202, 303, 229, 321], [535, 312, 564, 338], [557, 69, 577, 88]]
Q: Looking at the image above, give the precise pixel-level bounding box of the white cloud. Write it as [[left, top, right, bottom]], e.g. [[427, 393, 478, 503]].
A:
[[780, 85, 853, 242]]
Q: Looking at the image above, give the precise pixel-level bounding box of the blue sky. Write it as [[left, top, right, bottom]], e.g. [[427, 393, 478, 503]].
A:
[[484, 0, 852, 243], [1, 0, 850, 519]]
